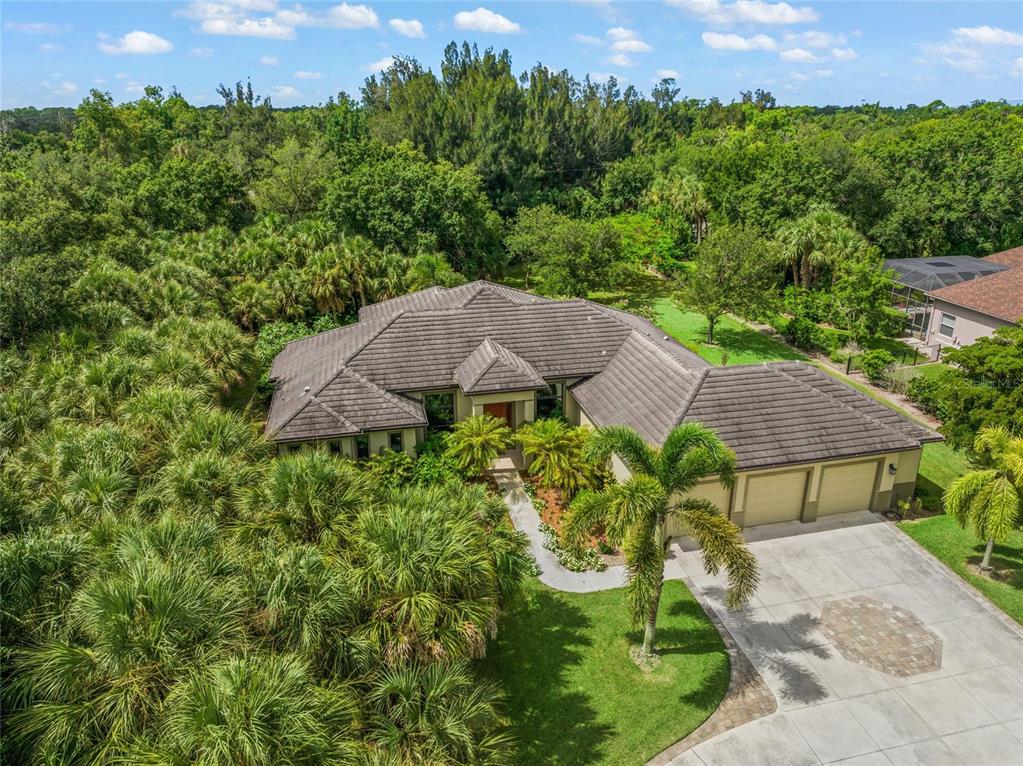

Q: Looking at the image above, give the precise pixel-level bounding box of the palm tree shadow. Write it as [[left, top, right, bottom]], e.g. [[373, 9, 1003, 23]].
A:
[[701, 585, 831, 707], [480, 587, 614, 765]]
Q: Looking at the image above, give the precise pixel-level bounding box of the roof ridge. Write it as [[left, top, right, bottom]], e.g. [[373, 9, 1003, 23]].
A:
[[308, 393, 358, 433], [342, 310, 405, 366], [340, 366, 425, 421], [769, 362, 917, 446], [470, 337, 501, 390], [673, 367, 710, 427]]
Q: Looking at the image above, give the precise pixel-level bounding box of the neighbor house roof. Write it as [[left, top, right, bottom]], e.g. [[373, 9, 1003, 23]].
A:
[[267, 281, 938, 467], [927, 249, 1023, 323], [884, 256, 1008, 292]]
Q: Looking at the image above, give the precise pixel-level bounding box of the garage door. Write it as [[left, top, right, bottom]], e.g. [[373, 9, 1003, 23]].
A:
[[667, 479, 731, 537], [818, 461, 878, 515], [744, 470, 808, 526]]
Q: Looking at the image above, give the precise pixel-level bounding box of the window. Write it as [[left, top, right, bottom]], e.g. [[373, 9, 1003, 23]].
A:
[[355, 434, 370, 459], [389, 431, 403, 452], [536, 382, 564, 419], [424, 392, 455, 430], [938, 312, 957, 338], [328, 441, 341, 455]]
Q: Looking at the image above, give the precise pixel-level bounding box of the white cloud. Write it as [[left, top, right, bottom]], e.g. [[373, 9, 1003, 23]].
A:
[[5, 21, 71, 34], [39, 43, 65, 53], [606, 53, 636, 67], [362, 55, 394, 73], [814, 68, 832, 77], [943, 54, 983, 74], [573, 33, 602, 45], [668, 0, 818, 26], [277, 3, 380, 30], [190, 46, 214, 58], [124, 81, 146, 95], [202, 16, 294, 39], [779, 47, 817, 63], [655, 68, 680, 79], [1013, 58, 1023, 79], [606, 26, 636, 41], [612, 38, 653, 53], [260, 55, 279, 65], [294, 70, 321, 79], [41, 79, 78, 95], [389, 18, 425, 38], [453, 7, 521, 34], [702, 31, 776, 51], [784, 30, 845, 49], [114, 72, 128, 79], [790, 71, 810, 81], [98, 30, 174, 55], [588, 71, 623, 83], [952, 25, 1023, 47], [831, 46, 857, 61], [270, 85, 301, 99]]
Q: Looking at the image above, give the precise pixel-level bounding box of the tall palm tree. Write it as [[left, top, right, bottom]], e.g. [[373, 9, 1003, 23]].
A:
[[515, 418, 593, 499], [776, 205, 865, 289], [565, 423, 758, 657], [445, 414, 513, 478], [648, 172, 711, 244], [944, 425, 1023, 571]]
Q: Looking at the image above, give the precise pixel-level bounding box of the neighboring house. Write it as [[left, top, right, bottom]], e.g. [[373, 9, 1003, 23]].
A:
[[924, 247, 1023, 348], [267, 281, 940, 528], [886, 247, 1023, 347]]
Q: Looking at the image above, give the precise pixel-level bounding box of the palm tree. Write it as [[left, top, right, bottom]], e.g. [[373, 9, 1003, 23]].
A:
[[244, 451, 375, 547], [515, 418, 593, 499], [944, 425, 1023, 572], [648, 172, 711, 244], [776, 205, 865, 289], [366, 661, 512, 764], [152, 654, 359, 766], [565, 423, 758, 657], [445, 414, 513, 477]]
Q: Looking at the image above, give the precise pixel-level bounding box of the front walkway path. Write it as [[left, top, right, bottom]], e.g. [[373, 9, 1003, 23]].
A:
[[661, 511, 1023, 766], [491, 458, 628, 592]]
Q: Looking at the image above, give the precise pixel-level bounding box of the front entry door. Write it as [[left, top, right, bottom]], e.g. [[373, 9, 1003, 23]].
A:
[[483, 402, 513, 428]]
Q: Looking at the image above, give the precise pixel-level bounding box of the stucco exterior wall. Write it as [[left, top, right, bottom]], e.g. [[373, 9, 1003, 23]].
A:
[[926, 299, 1012, 348]]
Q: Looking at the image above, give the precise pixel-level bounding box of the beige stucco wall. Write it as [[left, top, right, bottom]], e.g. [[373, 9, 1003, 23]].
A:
[[926, 299, 1013, 348]]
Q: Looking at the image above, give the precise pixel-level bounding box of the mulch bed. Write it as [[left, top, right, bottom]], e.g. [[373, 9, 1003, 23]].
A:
[[524, 473, 626, 565]]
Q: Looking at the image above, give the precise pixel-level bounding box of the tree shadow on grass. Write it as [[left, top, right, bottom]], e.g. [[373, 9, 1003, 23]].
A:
[[480, 586, 614, 766], [707, 323, 804, 364]]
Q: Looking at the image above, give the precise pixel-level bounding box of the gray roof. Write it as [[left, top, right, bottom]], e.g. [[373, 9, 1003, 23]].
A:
[[573, 358, 939, 471], [885, 256, 1008, 292], [268, 281, 938, 467], [455, 338, 547, 394]]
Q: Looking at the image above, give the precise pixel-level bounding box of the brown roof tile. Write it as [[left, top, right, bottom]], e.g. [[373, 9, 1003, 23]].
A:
[[928, 265, 1023, 323]]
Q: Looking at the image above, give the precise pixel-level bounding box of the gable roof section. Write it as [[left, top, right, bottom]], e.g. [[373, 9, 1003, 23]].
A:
[[927, 265, 1023, 323], [456, 338, 547, 394], [574, 359, 938, 470], [358, 280, 554, 322], [984, 245, 1023, 267], [271, 366, 426, 443], [571, 331, 704, 444]]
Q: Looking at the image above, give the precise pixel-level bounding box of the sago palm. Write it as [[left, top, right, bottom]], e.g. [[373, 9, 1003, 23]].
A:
[[565, 423, 758, 657], [515, 418, 593, 498], [445, 414, 512, 478], [944, 425, 1023, 571]]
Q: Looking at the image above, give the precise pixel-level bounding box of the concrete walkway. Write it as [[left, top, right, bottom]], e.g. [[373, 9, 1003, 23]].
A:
[[490, 457, 629, 592], [663, 511, 1023, 766]]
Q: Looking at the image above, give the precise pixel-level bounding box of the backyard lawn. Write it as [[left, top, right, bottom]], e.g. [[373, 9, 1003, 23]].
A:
[[651, 299, 804, 366], [481, 579, 729, 766]]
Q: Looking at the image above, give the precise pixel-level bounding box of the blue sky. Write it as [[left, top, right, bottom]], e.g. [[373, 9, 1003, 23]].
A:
[[3, 1, 1022, 108]]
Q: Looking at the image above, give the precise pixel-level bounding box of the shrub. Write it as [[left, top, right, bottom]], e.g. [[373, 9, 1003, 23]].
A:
[[515, 419, 593, 499], [537, 522, 606, 572], [785, 315, 818, 350], [444, 415, 512, 478], [860, 349, 896, 386]]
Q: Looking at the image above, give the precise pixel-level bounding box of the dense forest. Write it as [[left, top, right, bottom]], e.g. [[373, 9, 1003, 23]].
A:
[[2, 42, 1022, 764]]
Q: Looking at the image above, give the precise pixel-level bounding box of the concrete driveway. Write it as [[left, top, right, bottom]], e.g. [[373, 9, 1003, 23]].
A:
[[666, 511, 1023, 766]]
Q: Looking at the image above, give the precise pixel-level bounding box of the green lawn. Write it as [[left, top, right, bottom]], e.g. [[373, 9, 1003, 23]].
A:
[[651, 299, 804, 366], [481, 579, 729, 766], [899, 514, 1023, 625]]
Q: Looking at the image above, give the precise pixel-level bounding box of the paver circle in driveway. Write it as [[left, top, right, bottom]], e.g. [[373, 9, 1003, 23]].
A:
[[662, 511, 1023, 766]]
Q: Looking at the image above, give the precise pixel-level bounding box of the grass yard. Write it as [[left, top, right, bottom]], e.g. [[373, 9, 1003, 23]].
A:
[[651, 299, 804, 366], [481, 579, 729, 766], [899, 514, 1023, 625]]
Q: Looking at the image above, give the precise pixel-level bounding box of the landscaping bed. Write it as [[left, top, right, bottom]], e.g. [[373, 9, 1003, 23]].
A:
[[481, 578, 730, 766], [523, 474, 623, 570]]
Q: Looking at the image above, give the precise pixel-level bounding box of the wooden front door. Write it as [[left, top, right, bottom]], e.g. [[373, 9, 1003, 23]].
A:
[[483, 402, 513, 428]]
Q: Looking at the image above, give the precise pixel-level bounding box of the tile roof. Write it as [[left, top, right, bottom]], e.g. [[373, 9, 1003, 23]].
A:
[[984, 246, 1023, 267], [268, 281, 937, 467], [455, 338, 547, 394], [927, 260, 1023, 323]]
